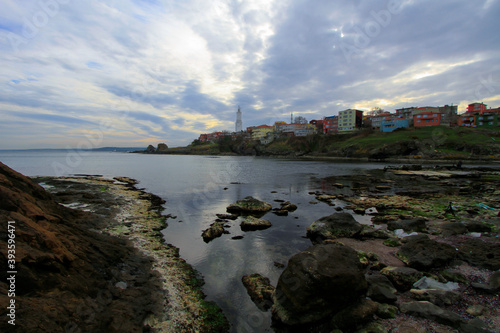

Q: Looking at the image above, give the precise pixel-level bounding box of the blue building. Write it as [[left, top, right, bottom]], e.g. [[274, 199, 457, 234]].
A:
[[380, 118, 409, 132]]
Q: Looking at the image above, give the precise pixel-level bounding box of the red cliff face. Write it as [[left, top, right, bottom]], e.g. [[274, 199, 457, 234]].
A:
[[0, 162, 157, 332]]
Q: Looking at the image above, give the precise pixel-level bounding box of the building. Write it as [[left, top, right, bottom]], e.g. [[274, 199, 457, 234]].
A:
[[414, 112, 442, 127], [198, 131, 228, 142], [477, 108, 500, 127], [338, 109, 363, 133], [380, 118, 409, 132], [251, 125, 273, 140], [309, 119, 324, 132], [467, 103, 487, 113], [367, 112, 394, 129], [323, 116, 338, 134], [235, 106, 242, 132], [438, 105, 458, 127]]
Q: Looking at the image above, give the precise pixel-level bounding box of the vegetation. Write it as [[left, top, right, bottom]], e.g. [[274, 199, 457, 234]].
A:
[[141, 127, 500, 161]]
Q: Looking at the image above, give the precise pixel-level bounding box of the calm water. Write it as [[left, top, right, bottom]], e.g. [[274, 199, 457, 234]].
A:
[[0, 150, 385, 332]]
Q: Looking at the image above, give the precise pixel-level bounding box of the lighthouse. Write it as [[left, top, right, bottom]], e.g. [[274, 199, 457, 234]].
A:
[[235, 106, 242, 132]]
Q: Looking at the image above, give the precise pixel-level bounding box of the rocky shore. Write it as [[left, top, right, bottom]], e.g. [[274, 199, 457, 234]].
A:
[[0, 162, 228, 332], [241, 165, 500, 332]]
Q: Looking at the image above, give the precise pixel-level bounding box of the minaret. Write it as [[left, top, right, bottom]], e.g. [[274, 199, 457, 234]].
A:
[[235, 105, 242, 132]]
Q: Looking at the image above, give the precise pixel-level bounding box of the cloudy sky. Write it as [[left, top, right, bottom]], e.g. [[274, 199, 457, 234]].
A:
[[1, 0, 499, 149]]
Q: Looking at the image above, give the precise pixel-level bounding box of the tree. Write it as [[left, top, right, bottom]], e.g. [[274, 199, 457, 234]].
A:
[[294, 116, 307, 124]]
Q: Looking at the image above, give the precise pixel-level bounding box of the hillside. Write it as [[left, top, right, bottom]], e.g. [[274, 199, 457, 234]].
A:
[[142, 127, 500, 161]]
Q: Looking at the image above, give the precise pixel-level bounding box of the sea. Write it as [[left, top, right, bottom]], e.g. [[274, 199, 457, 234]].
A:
[[0, 150, 387, 332]]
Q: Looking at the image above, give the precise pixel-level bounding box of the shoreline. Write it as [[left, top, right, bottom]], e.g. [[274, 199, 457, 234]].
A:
[[30, 174, 229, 332]]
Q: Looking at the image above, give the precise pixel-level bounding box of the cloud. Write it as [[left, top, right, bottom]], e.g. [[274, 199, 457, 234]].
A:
[[0, 0, 499, 149]]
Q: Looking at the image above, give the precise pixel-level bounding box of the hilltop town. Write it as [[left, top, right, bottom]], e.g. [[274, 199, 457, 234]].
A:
[[142, 102, 500, 161], [197, 102, 499, 145]]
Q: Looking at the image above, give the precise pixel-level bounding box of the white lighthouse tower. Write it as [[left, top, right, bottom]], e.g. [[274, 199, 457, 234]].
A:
[[235, 105, 242, 132]]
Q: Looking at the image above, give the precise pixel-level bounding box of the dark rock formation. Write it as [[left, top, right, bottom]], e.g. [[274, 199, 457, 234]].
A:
[[380, 267, 423, 292], [458, 239, 500, 270], [0, 162, 160, 332], [226, 196, 272, 216], [399, 301, 463, 328], [240, 216, 272, 231], [397, 238, 457, 270], [366, 273, 398, 304], [272, 244, 367, 326], [306, 213, 363, 243], [156, 143, 168, 152], [145, 144, 156, 153], [387, 218, 427, 232], [440, 222, 468, 236], [330, 299, 378, 331], [202, 221, 228, 242], [410, 289, 461, 306], [241, 273, 275, 311]]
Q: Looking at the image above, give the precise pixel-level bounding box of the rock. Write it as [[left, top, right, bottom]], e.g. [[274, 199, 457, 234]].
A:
[[397, 238, 457, 270], [375, 185, 392, 191], [231, 235, 244, 240], [471, 270, 500, 292], [440, 222, 468, 236], [387, 218, 427, 232], [459, 318, 491, 333], [458, 239, 500, 270], [156, 143, 168, 152], [306, 213, 363, 243], [359, 227, 392, 240], [115, 281, 128, 289], [410, 289, 460, 306], [145, 144, 156, 153], [413, 277, 459, 291], [465, 222, 492, 233], [280, 201, 297, 212], [240, 216, 272, 231], [366, 273, 398, 303], [226, 196, 272, 215], [466, 305, 486, 317], [216, 213, 238, 220], [201, 222, 228, 242], [241, 273, 275, 311], [440, 269, 468, 284], [376, 303, 398, 319], [272, 244, 367, 326], [272, 209, 288, 216], [399, 301, 464, 328], [365, 207, 378, 215], [355, 322, 388, 333], [380, 267, 423, 292], [274, 262, 285, 269], [331, 299, 378, 331]]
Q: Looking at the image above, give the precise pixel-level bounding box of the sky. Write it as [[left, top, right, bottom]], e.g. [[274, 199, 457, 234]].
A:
[[0, 0, 499, 149]]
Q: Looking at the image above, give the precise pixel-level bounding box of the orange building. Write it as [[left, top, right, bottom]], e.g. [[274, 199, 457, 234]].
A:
[[414, 112, 442, 127]]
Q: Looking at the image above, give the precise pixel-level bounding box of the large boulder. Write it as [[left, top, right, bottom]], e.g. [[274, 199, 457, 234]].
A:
[[366, 273, 398, 304], [399, 301, 464, 328], [387, 218, 427, 232], [397, 238, 457, 270], [226, 196, 272, 216], [330, 299, 378, 331], [272, 244, 367, 326], [240, 216, 272, 231], [201, 222, 228, 242], [380, 267, 423, 292], [306, 213, 363, 243], [156, 143, 169, 152], [241, 273, 275, 311], [458, 239, 500, 270]]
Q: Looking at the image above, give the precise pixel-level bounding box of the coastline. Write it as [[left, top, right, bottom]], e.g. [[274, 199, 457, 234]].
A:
[[35, 175, 230, 332], [0, 161, 228, 333]]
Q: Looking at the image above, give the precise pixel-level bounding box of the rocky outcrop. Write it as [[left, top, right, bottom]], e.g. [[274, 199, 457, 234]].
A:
[[226, 196, 272, 216], [458, 238, 500, 270], [272, 244, 367, 326], [306, 213, 363, 243], [399, 301, 463, 327], [380, 267, 423, 292], [202, 221, 228, 242], [397, 238, 457, 270], [241, 273, 275, 311], [240, 216, 272, 231], [366, 273, 398, 304], [387, 218, 427, 232], [156, 143, 169, 152]]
